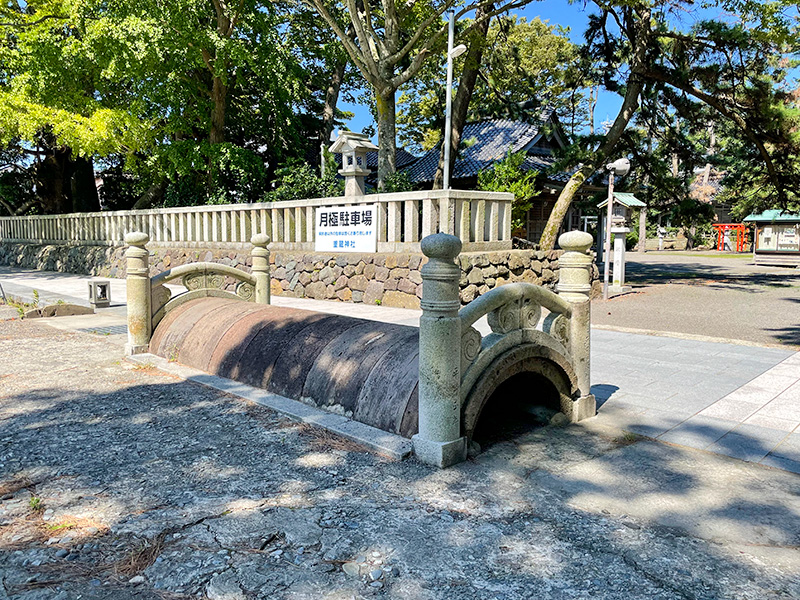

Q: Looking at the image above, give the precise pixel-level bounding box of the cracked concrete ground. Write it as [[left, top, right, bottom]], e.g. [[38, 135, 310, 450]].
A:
[[0, 319, 798, 600]]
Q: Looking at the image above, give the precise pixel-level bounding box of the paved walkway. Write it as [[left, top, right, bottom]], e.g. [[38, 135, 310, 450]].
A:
[[2, 266, 798, 474], [594, 252, 800, 348]]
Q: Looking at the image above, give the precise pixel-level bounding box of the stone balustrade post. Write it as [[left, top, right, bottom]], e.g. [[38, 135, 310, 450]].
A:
[[250, 233, 271, 305], [124, 232, 152, 355], [413, 233, 467, 468], [556, 230, 595, 421]]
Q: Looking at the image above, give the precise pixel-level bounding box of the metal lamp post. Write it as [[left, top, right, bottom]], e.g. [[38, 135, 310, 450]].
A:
[[443, 11, 467, 190], [602, 158, 630, 300]]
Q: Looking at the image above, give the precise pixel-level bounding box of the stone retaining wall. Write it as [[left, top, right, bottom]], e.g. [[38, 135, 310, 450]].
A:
[[0, 242, 599, 308]]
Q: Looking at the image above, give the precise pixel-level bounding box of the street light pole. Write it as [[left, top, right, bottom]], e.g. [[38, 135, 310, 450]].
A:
[[443, 11, 456, 190]]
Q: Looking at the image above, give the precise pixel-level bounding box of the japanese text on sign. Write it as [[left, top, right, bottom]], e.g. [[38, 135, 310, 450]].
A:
[[315, 204, 378, 253]]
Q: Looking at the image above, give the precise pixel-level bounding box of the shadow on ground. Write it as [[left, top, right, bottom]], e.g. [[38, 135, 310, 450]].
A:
[[1, 320, 799, 599]]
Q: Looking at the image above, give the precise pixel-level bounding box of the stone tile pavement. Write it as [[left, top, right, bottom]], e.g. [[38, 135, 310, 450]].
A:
[[590, 330, 798, 473], [2, 266, 799, 474]]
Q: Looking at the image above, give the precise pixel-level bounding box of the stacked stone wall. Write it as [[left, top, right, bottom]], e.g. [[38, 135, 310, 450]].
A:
[[0, 242, 599, 308]]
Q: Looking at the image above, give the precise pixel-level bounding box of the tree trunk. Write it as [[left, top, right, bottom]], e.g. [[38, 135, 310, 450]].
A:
[[132, 179, 168, 210], [210, 75, 227, 145], [538, 74, 645, 250], [432, 4, 493, 190], [71, 156, 100, 213], [686, 224, 696, 250], [638, 207, 647, 252], [639, 120, 653, 252], [35, 148, 72, 215], [323, 59, 347, 145], [539, 6, 651, 251], [376, 86, 396, 189]]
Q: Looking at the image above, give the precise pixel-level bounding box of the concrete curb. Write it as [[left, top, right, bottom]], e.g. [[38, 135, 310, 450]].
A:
[[125, 353, 413, 461]]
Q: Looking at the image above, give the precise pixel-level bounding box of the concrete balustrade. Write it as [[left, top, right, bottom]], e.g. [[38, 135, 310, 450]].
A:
[[0, 189, 513, 253]]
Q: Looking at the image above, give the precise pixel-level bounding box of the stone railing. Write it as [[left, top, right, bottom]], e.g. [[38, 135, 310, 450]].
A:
[[124, 231, 271, 355], [0, 189, 513, 253], [413, 230, 594, 467]]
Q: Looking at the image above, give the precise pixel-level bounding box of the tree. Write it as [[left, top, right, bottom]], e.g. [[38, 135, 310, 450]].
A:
[[304, 0, 536, 188], [538, 0, 800, 250], [0, 0, 331, 211], [394, 14, 588, 188], [538, 1, 652, 250], [0, 0, 151, 213]]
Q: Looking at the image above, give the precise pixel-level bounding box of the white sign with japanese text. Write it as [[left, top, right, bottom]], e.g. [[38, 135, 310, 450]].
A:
[[315, 204, 378, 253]]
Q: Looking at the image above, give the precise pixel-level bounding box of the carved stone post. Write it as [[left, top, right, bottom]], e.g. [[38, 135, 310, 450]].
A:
[[251, 233, 271, 305], [556, 230, 595, 421], [125, 232, 152, 355], [413, 233, 467, 468]]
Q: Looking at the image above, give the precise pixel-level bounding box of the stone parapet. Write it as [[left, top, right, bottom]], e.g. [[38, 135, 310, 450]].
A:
[[0, 241, 599, 308]]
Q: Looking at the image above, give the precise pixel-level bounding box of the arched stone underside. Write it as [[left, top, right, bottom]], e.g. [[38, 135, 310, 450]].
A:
[[461, 344, 578, 443]]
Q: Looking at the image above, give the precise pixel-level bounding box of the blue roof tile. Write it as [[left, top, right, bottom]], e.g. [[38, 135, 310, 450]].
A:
[[403, 115, 565, 184]]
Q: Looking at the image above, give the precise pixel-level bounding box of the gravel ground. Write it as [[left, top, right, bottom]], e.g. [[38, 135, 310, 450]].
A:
[[0, 319, 798, 600], [594, 253, 800, 348]]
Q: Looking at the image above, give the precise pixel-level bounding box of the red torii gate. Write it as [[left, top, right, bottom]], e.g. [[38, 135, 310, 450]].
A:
[[711, 223, 748, 252]]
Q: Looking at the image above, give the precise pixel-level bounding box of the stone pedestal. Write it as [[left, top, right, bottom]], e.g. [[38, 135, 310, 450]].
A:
[[124, 232, 152, 355], [250, 233, 271, 305], [610, 227, 632, 296], [557, 231, 595, 418]]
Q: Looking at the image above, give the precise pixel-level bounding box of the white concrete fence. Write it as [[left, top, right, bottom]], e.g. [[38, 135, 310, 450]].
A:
[[0, 189, 513, 253]]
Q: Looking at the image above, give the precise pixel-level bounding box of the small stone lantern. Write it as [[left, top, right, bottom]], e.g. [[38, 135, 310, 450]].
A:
[[88, 279, 111, 308], [330, 131, 378, 197]]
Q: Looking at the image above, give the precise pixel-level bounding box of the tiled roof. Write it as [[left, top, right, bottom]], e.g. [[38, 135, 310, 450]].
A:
[[404, 117, 554, 184], [597, 192, 646, 209], [369, 147, 419, 169], [744, 210, 800, 223], [690, 168, 725, 203]]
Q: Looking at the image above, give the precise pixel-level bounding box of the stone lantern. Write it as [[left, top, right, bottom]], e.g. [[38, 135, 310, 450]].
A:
[[330, 131, 378, 197]]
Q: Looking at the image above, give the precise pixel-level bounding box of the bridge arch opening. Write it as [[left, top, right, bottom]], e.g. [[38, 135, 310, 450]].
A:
[[471, 371, 563, 449], [462, 348, 577, 452]]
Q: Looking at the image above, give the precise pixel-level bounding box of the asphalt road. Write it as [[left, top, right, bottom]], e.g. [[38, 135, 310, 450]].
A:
[[593, 251, 800, 348]]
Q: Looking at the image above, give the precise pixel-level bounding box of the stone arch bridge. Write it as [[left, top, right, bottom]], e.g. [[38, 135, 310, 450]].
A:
[[124, 231, 595, 468]]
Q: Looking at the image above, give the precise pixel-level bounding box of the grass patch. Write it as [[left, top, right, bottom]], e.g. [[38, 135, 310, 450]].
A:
[[613, 431, 641, 446], [131, 363, 157, 372]]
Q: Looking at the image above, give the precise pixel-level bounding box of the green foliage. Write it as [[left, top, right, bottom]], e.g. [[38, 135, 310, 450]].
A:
[[470, 16, 588, 130], [0, 0, 331, 210], [376, 171, 414, 194], [28, 496, 43, 511], [0, 163, 37, 216], [669, 198, 716, 248], [264, 162, 342, 202], [477, 150, 538, 231], [624, 228, 639, 251]]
